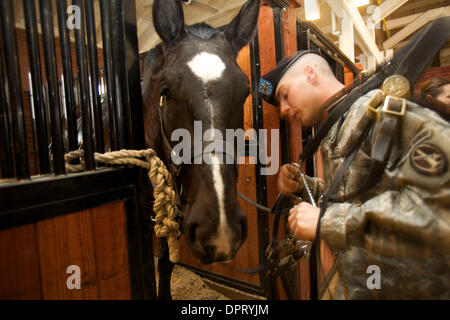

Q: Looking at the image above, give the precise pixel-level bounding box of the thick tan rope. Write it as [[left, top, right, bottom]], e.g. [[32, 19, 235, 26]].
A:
[[65, 149, 181, 263]]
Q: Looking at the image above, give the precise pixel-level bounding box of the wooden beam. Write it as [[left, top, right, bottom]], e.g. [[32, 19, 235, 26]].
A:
[[186, 0, 247, 25], [338, 0, 384, 64], [371, 0, 409, 25], [339, 10, 355, 62], [292, 0, 303, 8], [383, 6, 450, 49], [385, 12, 421, 30], [391, 0, 447, 17], [386, 6, 450, 30]]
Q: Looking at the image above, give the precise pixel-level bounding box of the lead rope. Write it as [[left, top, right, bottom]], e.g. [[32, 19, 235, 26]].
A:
[[64, 149, 182, 263]]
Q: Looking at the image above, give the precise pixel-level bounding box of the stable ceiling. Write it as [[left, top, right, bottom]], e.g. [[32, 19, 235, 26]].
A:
[[11, 0, 450, 65]]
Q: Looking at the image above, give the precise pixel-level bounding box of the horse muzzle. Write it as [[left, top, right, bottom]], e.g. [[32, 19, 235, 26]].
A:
[[184, 206, 248, 265]]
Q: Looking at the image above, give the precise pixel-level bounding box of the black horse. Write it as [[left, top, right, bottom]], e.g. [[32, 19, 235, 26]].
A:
[[142, 0, 260, 299]]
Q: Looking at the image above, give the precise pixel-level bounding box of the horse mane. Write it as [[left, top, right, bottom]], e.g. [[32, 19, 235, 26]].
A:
[[142, 22, 221, 158], [187, 23, 220, 40]]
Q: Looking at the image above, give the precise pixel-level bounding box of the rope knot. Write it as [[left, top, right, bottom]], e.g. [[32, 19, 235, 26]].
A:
[[65, 148, 182, 263]]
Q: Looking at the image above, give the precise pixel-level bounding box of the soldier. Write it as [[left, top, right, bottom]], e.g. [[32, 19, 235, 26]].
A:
[[259, 51, 450, 299]]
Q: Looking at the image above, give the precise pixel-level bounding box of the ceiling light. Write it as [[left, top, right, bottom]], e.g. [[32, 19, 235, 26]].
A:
[[353, 0, 370, 7], [305, 0, 320, 21]]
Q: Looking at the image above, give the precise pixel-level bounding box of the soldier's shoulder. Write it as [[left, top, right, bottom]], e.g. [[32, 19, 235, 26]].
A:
[[395, 98, 450, 190]]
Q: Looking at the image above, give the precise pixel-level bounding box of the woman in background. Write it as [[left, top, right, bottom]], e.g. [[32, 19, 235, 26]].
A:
[[419, 77, 450, 121]]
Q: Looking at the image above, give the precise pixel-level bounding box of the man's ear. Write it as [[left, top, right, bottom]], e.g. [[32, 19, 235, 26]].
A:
[[425, 94, 434, 104], [153, 0, 186, 45], [304, 66, 316, 84], [224, 0, 260, 56]]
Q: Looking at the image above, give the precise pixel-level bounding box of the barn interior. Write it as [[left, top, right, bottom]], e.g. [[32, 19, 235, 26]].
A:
[[1, 0, 449, 301]]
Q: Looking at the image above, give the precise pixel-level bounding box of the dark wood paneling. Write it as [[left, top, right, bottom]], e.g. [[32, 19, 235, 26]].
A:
[[0, 224, 42, 299], [36, 209, 99, 299], [91, 201, 132, 299], [259, 4, 281, 209]]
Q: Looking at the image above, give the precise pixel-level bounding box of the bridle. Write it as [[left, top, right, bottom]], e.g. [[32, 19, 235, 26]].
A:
[[157, 95, 240, 207]]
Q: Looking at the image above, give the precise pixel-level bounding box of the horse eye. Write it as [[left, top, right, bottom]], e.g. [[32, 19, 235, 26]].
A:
[[160, 87, 171, 99]]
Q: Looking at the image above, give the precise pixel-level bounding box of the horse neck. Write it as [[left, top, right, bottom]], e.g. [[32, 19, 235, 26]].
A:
[[143, 75, 165, 162]]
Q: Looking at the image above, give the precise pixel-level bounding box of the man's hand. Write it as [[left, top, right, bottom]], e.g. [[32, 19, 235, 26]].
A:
[[288, 202, 320, 242], [277, 164, 303, 196]]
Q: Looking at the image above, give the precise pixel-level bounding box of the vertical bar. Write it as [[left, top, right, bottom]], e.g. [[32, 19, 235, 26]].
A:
[[273, 7, 291, 166], [249, 32, 271, 299], [110, 0, 133, 149], [0, 0, 30, 179], [85, 0, 105, 153], [38, 0, 65, 175], [100, 0, 118, 151], [23, 0, 50, 174], [122, 0, 145, 150], [56, 0, 78, 152], [0, 45, 14, 178], [72, 0, 95, 170]]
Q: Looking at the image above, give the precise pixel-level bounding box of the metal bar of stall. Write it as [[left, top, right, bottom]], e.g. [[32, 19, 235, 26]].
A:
[[249, 31, 272, 299], [110, 0, 133, 149], [0, 45, 14, 178], [38, 0, 65, 175], [122, 0, 145, 150], [0, 0, 30, 179], [85, 0, 105, 153], [56, 0, 78, 152], [100, 0, 118, 151], [72, 0, 95, 170], [273, 7, 291, 166], [23, 0, 50, 174]]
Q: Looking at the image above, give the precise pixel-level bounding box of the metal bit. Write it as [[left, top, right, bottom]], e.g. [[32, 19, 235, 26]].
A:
[[292, 161, 317, 207]]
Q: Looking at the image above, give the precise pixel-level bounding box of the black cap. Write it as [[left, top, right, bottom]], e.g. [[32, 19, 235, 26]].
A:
[[258, 50, 311, 106]]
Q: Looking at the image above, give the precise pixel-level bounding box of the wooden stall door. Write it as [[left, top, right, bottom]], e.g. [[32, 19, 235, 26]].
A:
[[0, 201, 132, 299]]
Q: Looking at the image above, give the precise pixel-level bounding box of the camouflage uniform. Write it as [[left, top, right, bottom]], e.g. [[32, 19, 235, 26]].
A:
[[300, 89, 450, 299]]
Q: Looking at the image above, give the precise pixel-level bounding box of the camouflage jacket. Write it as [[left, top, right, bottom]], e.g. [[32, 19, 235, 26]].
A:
[[300, 89, 450, 299]]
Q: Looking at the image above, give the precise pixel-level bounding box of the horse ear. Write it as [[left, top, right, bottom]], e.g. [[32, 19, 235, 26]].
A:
[[224, 0, 260, 56], [153, 0, 186, 44]]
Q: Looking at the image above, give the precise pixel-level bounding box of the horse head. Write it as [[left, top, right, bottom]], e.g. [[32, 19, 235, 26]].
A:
[[142, 0, 260, 264]]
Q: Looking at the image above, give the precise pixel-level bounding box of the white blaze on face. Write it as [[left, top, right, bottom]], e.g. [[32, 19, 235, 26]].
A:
[[209, 155, 233, 257], [187, 52, 226, 84], [188, 52, 232, 257]]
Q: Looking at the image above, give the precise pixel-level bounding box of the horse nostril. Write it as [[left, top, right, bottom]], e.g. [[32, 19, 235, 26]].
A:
[[187, 223, 198, 244], [240, 218, 248, 241], [204, 245, 215, 257]]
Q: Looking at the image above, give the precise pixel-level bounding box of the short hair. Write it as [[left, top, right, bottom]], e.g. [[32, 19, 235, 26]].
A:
[[284, 53, 335, 79], [421, 77, 450, 99]]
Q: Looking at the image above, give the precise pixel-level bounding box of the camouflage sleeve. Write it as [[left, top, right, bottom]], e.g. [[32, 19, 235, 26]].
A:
[[320, 185, 450, 258], [320, 109, 450, 259]]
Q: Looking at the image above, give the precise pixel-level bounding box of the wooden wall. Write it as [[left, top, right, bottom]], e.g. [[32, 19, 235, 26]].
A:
[[0, 201, 132, 299]]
